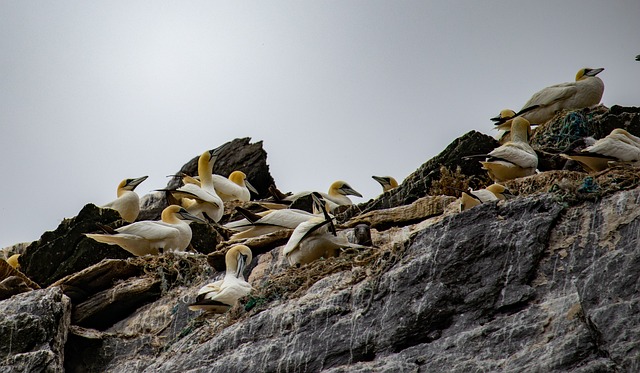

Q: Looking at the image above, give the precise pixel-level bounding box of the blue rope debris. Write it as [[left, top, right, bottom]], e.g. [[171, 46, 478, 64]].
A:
[[540, 111, 592, 150], [578, 176, 600, 193]]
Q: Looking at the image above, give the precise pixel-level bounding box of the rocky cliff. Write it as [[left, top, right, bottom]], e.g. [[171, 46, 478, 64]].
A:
[[2, 107, 640, 372]]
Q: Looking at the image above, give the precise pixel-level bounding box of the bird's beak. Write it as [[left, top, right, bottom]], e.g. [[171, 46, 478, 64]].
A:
[[585, 68, 604, 77], [371, 176, 386, 186], [245, 179, 258, 194], [236, 253, 248, 277], [178, 208, 207, 224], [128, 176, 149, 189], [342, 186, 363, 198], [503, 189, 515, 199]]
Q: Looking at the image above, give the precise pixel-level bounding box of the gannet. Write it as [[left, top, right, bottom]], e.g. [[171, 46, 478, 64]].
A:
[[226, 207, 317, 240], [163, 150, 224, 222], [491, 106, 540, 132], [510, 67, 605, 125], [212, 171, 258, 202], [189, 244, 253, 313], [460, 184, 513, 211], [85, 205, 205, 256], [284, 181, 362, 212], [101, 176, 148, 222], [561, 128, 640, 172], [480, 117, 538, 182], [283, 194, 365, 266], [225, 192, 330, 239], [372, 176, 398, 192]]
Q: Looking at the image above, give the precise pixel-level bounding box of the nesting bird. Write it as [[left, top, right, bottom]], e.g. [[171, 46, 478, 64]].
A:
[[480, 117, 538, 182], [163, 150, 224, 222], [283, 193, 365, 267], [501, 67, 605, 126], [101, 176, 148, 222], [491, 107, 540, 144], [189, 244, 253, 313], [85, 205, 205, 256], [372, 176, 398, 193], [561, 128, 640, 172], [225, 207, 318, 240], [288, 181, 362, 212], [459, 184, 513, 211], [212, 171, 257, 202]]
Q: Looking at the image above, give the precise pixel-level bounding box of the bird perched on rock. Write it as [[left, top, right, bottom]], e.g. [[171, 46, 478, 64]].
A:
[[491, 107, 540, 144], [225, 206, 318, 240], [212, 171, 258, 202], [478, 117, 538, 182], [189, 244, 253, 313], [161, 149, 224, 222], [460, 184, 513, 211], [101, 176, 148, 222], [283, 193, 366, 266], [288, 181, 363, 212], [372, 176, 398, 193], [498, 68, 604, 126], [561, 128, 640, 172], [85, 205, 205, 256]]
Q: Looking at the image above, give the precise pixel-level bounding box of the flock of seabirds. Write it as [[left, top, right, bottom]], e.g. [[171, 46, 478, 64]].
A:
[[8, 65, 638, 315]]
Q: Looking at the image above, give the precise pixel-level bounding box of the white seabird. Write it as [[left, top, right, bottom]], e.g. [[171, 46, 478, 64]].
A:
[[372, 176, 398, 193], [189, 244, 253, 313], [508, 67, 605, 125], [85, 205, 205, 256], [101, 176, 148, 223], [480, 117, 538, 182]]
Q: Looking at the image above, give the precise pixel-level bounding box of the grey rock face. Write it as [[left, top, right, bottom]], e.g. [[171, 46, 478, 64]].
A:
[[20, 204, 132, 287], [0, 287, 71, 373], [86, 186, 640, 373]]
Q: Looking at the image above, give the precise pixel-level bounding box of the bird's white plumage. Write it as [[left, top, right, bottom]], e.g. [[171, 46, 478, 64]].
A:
[[226, 208, 317, 240], [283, 216, 365, 266], [481, 117, 538, 182], [518, 68, 605, 125], [86, 205, 203, 256], [171, 150, 224, 222], [562, 128, 640, 172], [189, 245, 253, 313], [101, 176, 148, 223], [211, 171, 256, 202]]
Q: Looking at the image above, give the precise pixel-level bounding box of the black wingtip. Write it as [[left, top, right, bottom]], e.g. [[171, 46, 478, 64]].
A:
[[235, 206, 262, 224]]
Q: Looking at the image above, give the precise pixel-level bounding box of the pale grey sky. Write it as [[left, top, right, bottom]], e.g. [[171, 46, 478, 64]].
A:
[[1, 1, 639, 249]]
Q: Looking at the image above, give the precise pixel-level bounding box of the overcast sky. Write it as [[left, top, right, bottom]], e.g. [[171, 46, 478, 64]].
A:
[[1, 1, 639, 249]]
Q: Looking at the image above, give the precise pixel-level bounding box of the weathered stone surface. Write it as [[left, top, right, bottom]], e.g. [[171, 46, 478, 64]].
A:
[[73, 276, 162, 329], [341, 195, 456, 230], [0, 287, 71, 373], [70, 185, 638, 373], [52, 259, 142, 303], [20, 204, 133, 287]]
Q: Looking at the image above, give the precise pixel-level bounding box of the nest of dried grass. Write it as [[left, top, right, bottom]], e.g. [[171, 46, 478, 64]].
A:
[[429, 165, 491, 197], [130, 252, 211, 294]]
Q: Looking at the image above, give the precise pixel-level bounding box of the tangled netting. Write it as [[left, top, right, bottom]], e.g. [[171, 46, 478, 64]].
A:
[[532, 110, 601, 152], [504, 167, 640, 205]]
